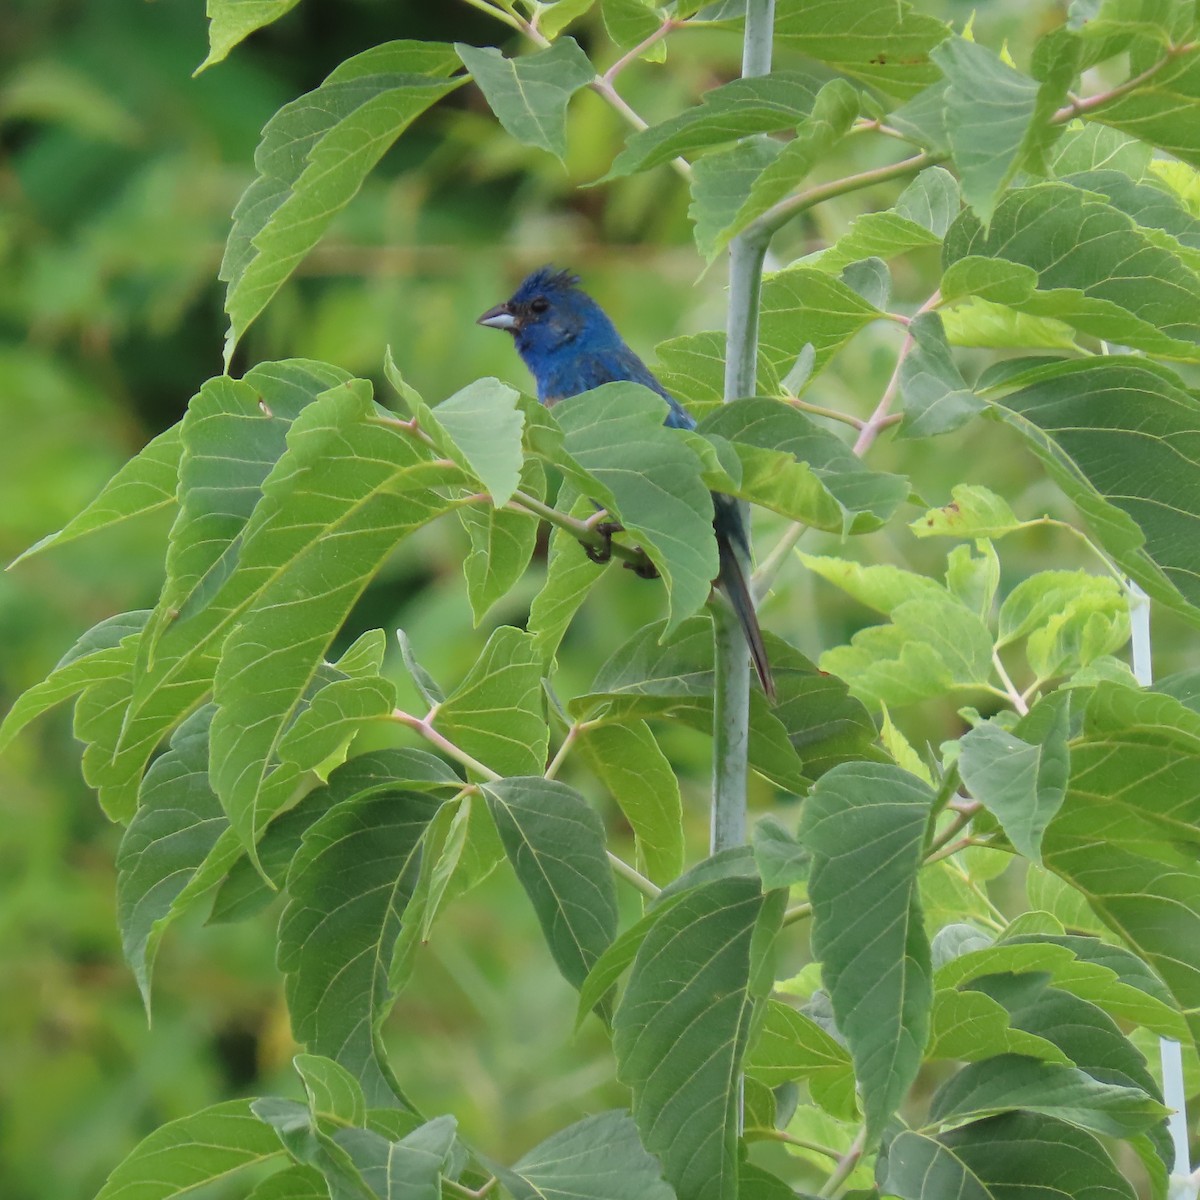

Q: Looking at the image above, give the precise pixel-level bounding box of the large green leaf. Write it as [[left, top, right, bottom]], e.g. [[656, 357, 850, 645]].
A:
[[1042, 684, 1200, 1039], [800, 762, 933, 1144], [577, 720, 684, 885], [455, 39, 594, 162], [896, 311, 984, 439], [606, 72, 822, 177], [926, 988, 1073, 1065], [334, 1116, 456, 1200], [881, 1131, 990, 1200], [943, 183, 1200, 359], [94, 1099, 284, 1200], [199, 0, 302, 72], [11, 424, 180, 566], [773, 0, 950, 98], [689, 140, 781, 261], [550, 382, 717, 634], [221, 44, 463, 362], [613, 876, 782, 1200], [279, 784, 442, 1106], [435, 626, 548, 777], [493, 1110, 675, 1200], [482, 777, 618, 997], [209, 381, 452, 858], [992, 358, 1200, 624]]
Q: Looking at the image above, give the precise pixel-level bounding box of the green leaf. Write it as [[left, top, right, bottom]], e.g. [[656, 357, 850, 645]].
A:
[[602, 0, 660, 48], [11, 425, 180, 566], [941, 298, 1080, 350], [395, 630, 445, 707], [773, 0, 950, 98], [94, 1099, 284, 1200], [422, 377, 526, 506], [209, 382, 452, 859], [221, 46, 463, 362], [435, 626, 548, 777], [698, 399, 908, 533], [992, 360, 1200, 625], [1042, 683, 1200, 1033], [927, 988, 1074, 1064], [279, 784, 442, 1106], [251, 1098, 376, 1200], [709, 80, 859, 256], [943, 183, 1200, 360], [958, 697, 1070, 863], [654, 331, 782, 407], [199, 0, 301, 72], [116, 706, 238, 1009], [896, 311, 984, 439], [244, 1166, 329, 1200], [483, 777, 618, 998], [460, 459, 544, 625], [614, 876, 783, 1200], [541, 0, 599, 39], [923, 1112, 1138, 1199], [806, 167, 958, 275], [493, 1110, 675, 1200], [0, 610, 148, 756], [455, 38, 595, 162], [800, 763, 933, 1144], [805, 556, 994, 708], [909, 484, 1023, 539], [746, 1000, 857, 1121], [1051, 121, 1154, 177], [606, 72, 822, 178], [335, 1117, 456, 1200], [552, 382, 717, 634], [931, 1053, 1167, 1138], [577, 721, 684, 885], [882, 1131, 990, 1200], [689, 139, 781, 261], [1089, 41, 1200, 167]]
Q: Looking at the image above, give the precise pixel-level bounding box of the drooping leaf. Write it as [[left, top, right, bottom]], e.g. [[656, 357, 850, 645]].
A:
[[926, 987, 1073, 1065], [294, 1054, 367, 1128], [577, 720, 684, 885], [455, 39, 595, 162], [335, 1116, 456, 1200], [896, 311, 984, 438], [279, 784, 442, 1106], [614, 876, 783, 1200], [909, 484, 1023, 540], [800, 762, 934, 1143], [483, 777, 618, 997], [689, 139, 782, 262], [221, 45, 463, 362], [551, 382, 717, 633], [94, 1099, 284, 1200], [750, 815, 810, 891], [882, 1130, 991, 1200]]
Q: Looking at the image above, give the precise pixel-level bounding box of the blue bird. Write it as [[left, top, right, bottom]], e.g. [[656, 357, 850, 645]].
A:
[[478, 267, 774, 699]]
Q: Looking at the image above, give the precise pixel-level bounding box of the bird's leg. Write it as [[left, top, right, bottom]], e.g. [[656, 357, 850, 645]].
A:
[[624, 556, 660, 580], [582, 519, 624, 564]]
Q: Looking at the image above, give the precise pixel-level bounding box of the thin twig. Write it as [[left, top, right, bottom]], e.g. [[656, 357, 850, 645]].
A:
[[508, 488, 654, 573], [443, 1176, 498, 1200], [786, 396, 865, 429], [1052, 41, 1198, 123], [782, 900, 812, 926], [544, 722, 580, 780], [608, 851, 662, 898], [459, 0, 525, 33], [603, 18, 677, 85], [750, 1128, 843, 1161], [925, 802, 980, 861], [991, 649, 1029, 716]]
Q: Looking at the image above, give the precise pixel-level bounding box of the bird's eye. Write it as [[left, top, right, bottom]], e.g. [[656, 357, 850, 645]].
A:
[[530, 297, 549, 314]]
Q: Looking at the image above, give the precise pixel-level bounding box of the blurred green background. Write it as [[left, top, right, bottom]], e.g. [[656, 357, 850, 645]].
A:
[[1, 2, 1197, 1196]]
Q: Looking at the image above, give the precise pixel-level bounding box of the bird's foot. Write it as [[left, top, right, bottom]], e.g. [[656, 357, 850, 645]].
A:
[[582, 520, 624, 564], [624, 554, 659, 580]]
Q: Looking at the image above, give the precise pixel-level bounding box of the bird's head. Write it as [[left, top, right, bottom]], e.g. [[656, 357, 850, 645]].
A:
[[477, 267, 617, 362]]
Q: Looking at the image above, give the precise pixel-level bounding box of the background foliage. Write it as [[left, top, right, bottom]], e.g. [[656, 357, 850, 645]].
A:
[[1, 0, 1199, 1198]]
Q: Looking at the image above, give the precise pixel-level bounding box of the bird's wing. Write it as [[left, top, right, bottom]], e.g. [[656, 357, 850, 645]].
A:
[[573, 349, 698, 431]]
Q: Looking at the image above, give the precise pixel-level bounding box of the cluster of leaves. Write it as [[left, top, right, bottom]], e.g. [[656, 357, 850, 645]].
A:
[[5, 0, 1200, 1198]]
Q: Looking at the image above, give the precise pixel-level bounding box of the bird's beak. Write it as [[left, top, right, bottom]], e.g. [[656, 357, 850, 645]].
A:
[[477, 303, 518, 331]]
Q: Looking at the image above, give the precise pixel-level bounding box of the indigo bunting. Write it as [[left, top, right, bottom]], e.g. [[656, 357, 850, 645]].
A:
[[478, 267, 774, 699]]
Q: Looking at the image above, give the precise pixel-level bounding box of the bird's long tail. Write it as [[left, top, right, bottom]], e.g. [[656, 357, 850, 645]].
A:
[[713, 494, 775, 702]]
